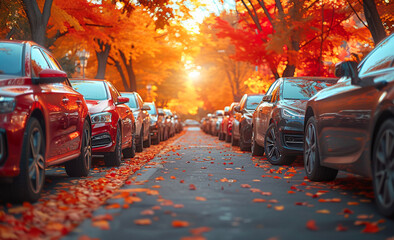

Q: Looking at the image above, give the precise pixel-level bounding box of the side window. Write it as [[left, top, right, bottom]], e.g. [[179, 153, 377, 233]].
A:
[[31, 47, 50, 77], [42, 50, 62, 70], [359, 35, 394, 76], [271, 83, 281, 103], [107, 82, 120, 103], [137, 94, 144, 109], [266, 80, 279, 97]]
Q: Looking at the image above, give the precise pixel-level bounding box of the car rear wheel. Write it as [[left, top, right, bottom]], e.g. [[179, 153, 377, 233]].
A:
[[66, 120, 92, 177], [136, 127, 144, 152], [304, 117, 337, 181], [231, 132, 238, 146], [10, 117, 45, 202], [144, 129, 151, 148], [372, 118, 394, 218], [251, 129, 264, 156], [264, 123, 296, 165], [105, 126, 122, 167], [123, 131, 136, 158]]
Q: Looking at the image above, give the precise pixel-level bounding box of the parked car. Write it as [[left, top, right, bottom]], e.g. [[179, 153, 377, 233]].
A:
[[145, 102, 163, 145], [0, 41, 92, 202], [174, 114, 183, 133], [164, 109, 176, 138], [71, 79, 135, 166], [221, 102, 239, 143], [184, 119, 200, 126], [121, 92, 151, 152], [218, 106, 230, 140], [232, 94, 264, 151], [252, 77, 337, 164], [158, 108, 169, 141], [211, 110, 224, 136], [202, 114, 213, 134], [303, 34, 394, 217]]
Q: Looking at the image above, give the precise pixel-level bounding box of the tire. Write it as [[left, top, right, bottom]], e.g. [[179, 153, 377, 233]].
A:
[[372, 118, 394, 218], [251, 129, 264, 156], [264, 123, 296, 165], [153, 128, 160, 145], [225, 132, 231, 143], [66, 120, 92, 177], [144, 129, 151, 148], [105, 126, 122, 167], [231, 132, 238, 146], [10, 117, 45, 202], [136, 126, 144, 152], [304, 117, 338, 181], [123, 131, 136, 158], [239, 125, 251, 151]]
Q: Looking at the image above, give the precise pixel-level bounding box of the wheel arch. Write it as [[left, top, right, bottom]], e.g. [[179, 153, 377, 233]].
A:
[[371, 110, 394, 160], [29, 109, 46, 144], [304, 107, 315, 131]]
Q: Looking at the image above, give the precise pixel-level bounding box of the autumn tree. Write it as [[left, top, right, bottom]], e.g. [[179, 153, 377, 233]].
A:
[[22, 0, 53, 46]]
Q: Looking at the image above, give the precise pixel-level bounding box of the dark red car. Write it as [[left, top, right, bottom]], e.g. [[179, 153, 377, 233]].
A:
[[223, 103, 239, 142], [0, 41, 92, 202], [71, 80, 135, 167]]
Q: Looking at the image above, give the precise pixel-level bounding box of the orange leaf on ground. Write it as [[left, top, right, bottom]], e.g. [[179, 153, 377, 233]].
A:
[[92, 220, 110, 230], [306, 220, 318, 231], [170, 176, 177, 179], [189, 184, 196, 190], [155, 176, 164, 181], [195, 196, 206, 201], [274, 205, 284, 211], [141, 209, 155, 215], [174, 204, 184, 208], [287, 191, 296, 194], [134, 218, 152, 225], [172, 220, 190, 228], [91, 214, 113, 221], [348, 202, 359, 206], [253, 198, 266, 203], [105, 203, 121, 209], [241, 184, 251, 188], [336, 224, 348, 232], [316, 209, 330, 214], [190, 226, 212, 235], [180, 236, 206, 240], [151, 185, 161, 188], [361, 222, 380, 233]]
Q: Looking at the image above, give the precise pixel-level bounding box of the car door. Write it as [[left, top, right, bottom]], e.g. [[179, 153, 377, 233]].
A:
[[318, 36, 393, 166], [233, 95, 246, 138], [31, 47, 71, 160], [42, 50, 83, 155], [255, 80, 279, 145], [108, 82, 133, 148]]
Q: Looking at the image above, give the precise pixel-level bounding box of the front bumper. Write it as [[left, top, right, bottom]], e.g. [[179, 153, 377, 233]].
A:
[[278, 118, 304, 154], [91, 122, 116, 153], [150, 124, 160, 139]]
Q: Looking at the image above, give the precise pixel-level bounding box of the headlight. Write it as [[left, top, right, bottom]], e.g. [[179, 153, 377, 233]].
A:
[[0, 97, 15, 113], [91, 112, 112, 124], [282, 109, 304, 120]]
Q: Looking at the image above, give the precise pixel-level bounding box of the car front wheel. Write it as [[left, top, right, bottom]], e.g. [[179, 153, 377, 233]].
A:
[[251, 129, 264, 156], [105, 126, 122, 166], [372, 118, 394, 218], [264, 123, 296, 165], [304, 117, 337, 181]]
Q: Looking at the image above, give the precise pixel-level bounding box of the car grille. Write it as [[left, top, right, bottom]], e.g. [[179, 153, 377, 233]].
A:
[[0, 130, 6, 164], [283, 134, 303, 149], [92, 133, 112, 148]]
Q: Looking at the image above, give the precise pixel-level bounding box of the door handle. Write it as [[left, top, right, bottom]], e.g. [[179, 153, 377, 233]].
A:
[[62, 98, 70, 104]]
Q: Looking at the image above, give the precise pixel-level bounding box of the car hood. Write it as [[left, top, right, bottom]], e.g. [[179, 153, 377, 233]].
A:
[[281, 99, 308, 114], [85, 99, 110, 115]]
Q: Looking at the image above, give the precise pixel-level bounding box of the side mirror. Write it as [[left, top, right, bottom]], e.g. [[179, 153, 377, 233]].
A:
[[117, 96, 129, 105], [34, 69, 67, 84], [335, 61, 359, 85], [142, 104, 151, 111], [234, 106, 241, 113], [262, 95, 272, 102]]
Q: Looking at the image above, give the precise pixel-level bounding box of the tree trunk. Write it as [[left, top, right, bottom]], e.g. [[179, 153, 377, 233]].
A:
[[109, 56, 131, 91], [22, 0, 53, 46], [119, 50, 137, 92], [95, 40, 111, 79], [363, 0, 386, 45]]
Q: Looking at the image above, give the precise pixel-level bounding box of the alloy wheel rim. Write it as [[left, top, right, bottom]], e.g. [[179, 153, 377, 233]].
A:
[[117, 128, 122, 159], [28, 128, 45, 194], [83, 128, 92, 169], [251, 130, 255, 152], [374, 128, 394, 208], [304, 123, 317, 175], [266, 127, 280, 160]]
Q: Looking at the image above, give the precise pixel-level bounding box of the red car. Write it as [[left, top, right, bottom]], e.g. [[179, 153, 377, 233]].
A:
[[222, 102, 239, 143], [0, 41, 92, 202], [71, 80, 135, 167]]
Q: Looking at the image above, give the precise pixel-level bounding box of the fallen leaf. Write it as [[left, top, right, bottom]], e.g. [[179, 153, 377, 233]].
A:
[[306, 220, 318, 231], [241, 184, 251, 188], [172, 220, 190, 228], [361, 222, 380, 233], [134, 218, 152, 225], [253, 198, 266, 203], [190, 226, 211, 235], [141, 209, 155, 215], [274, 205, 284, 211], [316, 209, 330, 214], [105, 203, 121, 209], [336, 224, 348, 232], [189, 184, 196, 190], [195, 197, 206, 201], [92, 220, 110, 230]]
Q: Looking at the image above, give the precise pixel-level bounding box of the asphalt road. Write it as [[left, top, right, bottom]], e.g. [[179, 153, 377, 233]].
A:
[[65, 127, 394, 240]]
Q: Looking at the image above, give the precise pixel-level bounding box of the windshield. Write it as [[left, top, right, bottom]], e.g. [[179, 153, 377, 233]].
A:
[[147, 103, 156, 115], [70, 80, 108, 100], [121, 93, 138, 109], [246, 95, 264, 110], [283, 79, 334, 100], [0, 43, 23, 76]]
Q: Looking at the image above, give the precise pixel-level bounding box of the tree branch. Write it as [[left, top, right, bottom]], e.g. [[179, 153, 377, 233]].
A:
[[346, 0, 368, 28]]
